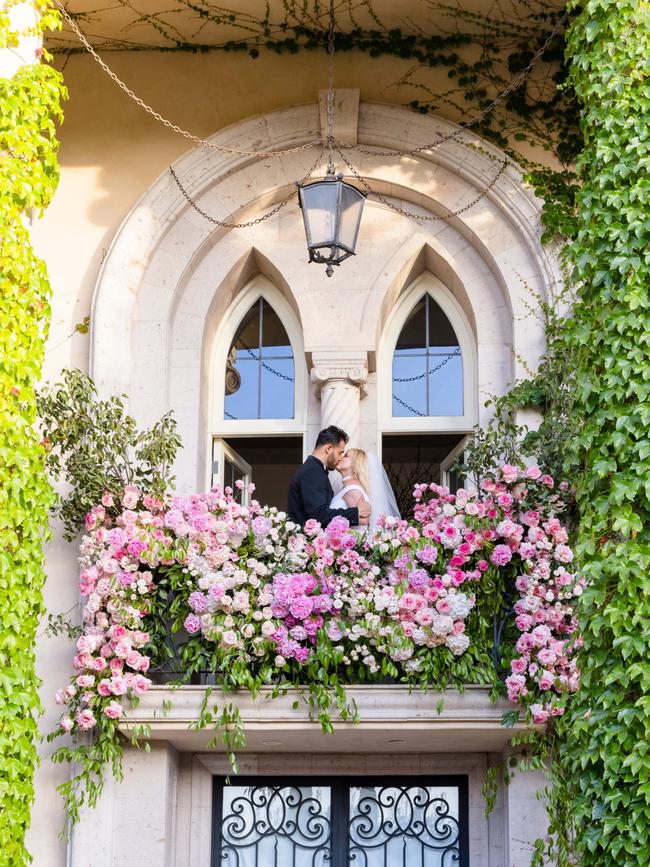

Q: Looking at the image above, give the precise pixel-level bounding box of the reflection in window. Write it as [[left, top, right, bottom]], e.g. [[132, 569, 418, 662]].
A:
[[392, 295, 463, 417], [224, 298, 295, 420]]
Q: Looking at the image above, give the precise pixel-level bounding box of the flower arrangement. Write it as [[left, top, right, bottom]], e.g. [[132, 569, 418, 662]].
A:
[[52, 465, 583, 753]]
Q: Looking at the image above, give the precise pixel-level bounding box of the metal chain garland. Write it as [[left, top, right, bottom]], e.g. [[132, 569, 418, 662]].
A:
[[169, 146, 323, 228], [337, 147, 510, 223], [51, 0, 321, 158]]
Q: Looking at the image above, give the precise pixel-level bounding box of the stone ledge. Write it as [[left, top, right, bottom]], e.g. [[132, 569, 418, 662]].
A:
[[120, 685, 524, 753]]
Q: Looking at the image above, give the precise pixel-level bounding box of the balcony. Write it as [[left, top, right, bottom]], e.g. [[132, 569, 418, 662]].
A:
[[120, 684, 524, 753]]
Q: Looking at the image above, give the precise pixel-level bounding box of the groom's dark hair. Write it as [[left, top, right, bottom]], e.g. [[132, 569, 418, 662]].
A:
[[315, 425, 349, 448]]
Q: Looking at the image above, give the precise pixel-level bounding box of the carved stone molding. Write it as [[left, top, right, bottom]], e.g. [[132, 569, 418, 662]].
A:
[[310, 351, 369, 392]]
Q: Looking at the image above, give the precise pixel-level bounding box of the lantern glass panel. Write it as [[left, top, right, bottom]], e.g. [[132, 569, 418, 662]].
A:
[[300, 181, 338, 247], [338, 183, 365, 252]]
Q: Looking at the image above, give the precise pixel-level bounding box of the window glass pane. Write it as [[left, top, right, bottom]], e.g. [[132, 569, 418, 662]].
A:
[[234, 300, 261, 352], [224, 457, 246, 502], [338, 184, 364, 251], [392, 355, 427, 417], [392, 294, 465, 418], [261, 298, 293, 358], [427, 298, 459, 346], [349, 785, 461, 866], [261, 360, 295, 419], [224, 357, 258, 420], [428, 352, 463, 416], [224, 298, 296, 420], [300, 182, 337, 246], [395, 297, 426, 355], [220, 785, 331, 867]]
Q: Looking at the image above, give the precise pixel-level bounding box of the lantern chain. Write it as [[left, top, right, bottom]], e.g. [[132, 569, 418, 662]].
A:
[[336, 146, 509, 222], [169, 147, 323, 228], [326, 0, 336, 175]]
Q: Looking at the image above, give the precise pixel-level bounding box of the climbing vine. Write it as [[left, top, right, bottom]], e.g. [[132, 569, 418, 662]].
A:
[[555, 1, 650, 865], [0, 2, 66, 863], [52, 0, 579, 165]]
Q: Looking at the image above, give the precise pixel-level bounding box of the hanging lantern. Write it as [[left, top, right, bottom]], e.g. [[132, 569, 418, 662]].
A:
[[298, 174, 366, 277]]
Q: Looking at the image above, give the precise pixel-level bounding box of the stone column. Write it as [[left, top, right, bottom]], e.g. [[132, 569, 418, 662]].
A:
[[310, 351, 368, 447]]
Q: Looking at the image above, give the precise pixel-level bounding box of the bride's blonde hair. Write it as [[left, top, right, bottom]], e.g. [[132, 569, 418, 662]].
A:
[[347, 448, 369, 494]]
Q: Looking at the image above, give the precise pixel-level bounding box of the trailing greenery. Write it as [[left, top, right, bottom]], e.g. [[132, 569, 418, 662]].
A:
[[556, 1, 650, 865], [0, 2, 66, 863], [38, 368, 182, 539]]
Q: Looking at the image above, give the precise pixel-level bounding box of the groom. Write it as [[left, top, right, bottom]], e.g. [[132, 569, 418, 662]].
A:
[[288, 425, 371, 528]]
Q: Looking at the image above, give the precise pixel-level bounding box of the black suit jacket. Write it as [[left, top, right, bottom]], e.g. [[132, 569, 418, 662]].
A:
[[287, 455, 359, 528]]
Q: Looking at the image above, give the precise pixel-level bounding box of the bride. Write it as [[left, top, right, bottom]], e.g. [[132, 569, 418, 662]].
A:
[[330, 448, 400, 531]]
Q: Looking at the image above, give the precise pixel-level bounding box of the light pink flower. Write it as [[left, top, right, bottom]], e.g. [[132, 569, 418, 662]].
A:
[[103, 700, 123, 719]]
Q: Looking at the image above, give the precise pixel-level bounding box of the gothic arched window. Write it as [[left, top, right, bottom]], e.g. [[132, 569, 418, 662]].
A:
[[224, 297, 295, 421], [392, 294, 463, 418]]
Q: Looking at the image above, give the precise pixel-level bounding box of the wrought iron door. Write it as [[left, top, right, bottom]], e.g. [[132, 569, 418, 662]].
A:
[[211, 775, 469, 866]]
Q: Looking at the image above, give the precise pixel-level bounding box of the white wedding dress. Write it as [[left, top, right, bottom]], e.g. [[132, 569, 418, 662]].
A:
[[329, 453, 400, 532]]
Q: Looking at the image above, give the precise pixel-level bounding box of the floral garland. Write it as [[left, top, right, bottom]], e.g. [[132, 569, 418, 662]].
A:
[[51, 465, 584, 817]]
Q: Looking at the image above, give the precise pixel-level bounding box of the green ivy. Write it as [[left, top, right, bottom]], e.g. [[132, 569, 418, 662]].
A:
[[555, 1, 650, 865], [0, 4, 66, 864]]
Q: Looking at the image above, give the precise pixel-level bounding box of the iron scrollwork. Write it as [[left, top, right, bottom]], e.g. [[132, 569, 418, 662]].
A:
[[349, 785, 461, 866], [219, 785, 332, 867]]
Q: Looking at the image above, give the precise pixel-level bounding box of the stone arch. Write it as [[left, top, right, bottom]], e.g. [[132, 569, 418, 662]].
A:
[[90, 101, 559, 489]]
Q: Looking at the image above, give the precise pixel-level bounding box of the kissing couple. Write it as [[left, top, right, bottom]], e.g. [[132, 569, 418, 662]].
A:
[[287, 425, 400, 532]]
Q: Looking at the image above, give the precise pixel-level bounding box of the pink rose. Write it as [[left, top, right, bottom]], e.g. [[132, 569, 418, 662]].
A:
[[75, 708, 97, 731], [121, 485, 141, 509], [110, 676, 128, 695], [510, 657, 527, 674], [525, 466, 542, 480], [131, 675, 151, 696], [103, 700, 123, 719], [500, 464, 519, 483], [97, 679, 112, 697], [538, 670, 555, 690], [530, 704, 548, 725], [60, 715, 74, 733]]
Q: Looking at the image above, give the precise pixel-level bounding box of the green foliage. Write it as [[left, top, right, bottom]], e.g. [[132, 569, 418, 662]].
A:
[[551, 1, 650, 865], [37, 369, 182, 539], [461, 287, 579, 496], [0, 3, 65, 862]]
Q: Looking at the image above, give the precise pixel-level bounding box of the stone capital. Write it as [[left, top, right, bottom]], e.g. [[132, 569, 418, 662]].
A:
[[310, 351, 369, 391]]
